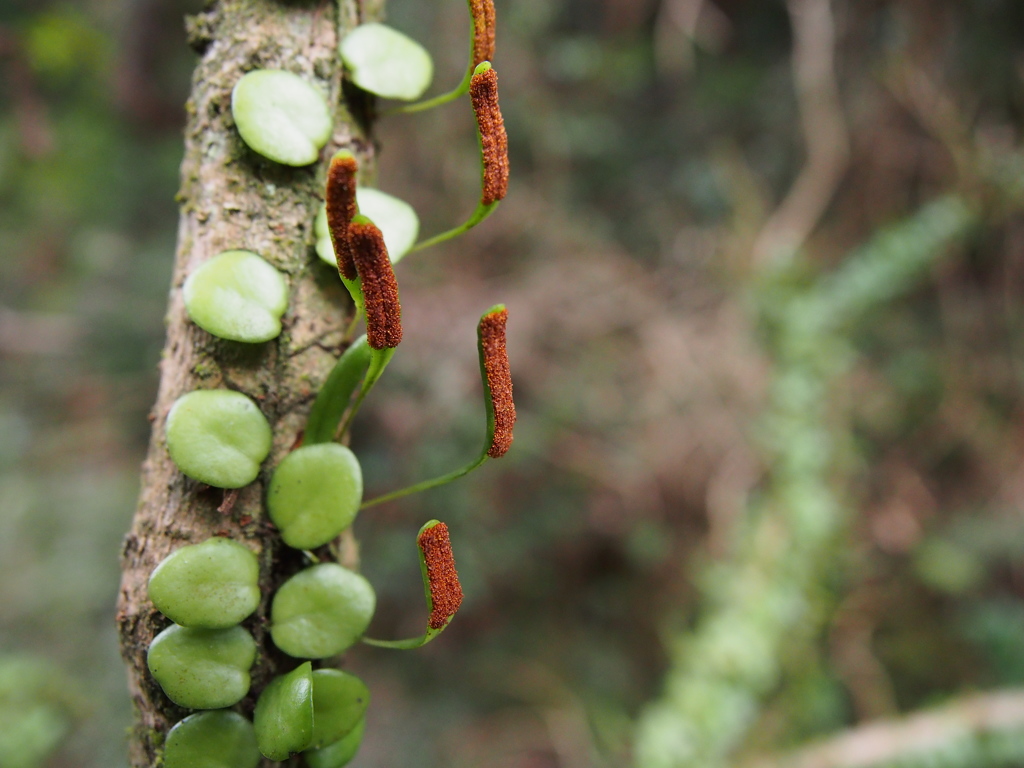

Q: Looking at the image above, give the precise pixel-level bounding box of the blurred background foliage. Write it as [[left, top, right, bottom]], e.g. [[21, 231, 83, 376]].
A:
[[3, 0, 1024, 766]]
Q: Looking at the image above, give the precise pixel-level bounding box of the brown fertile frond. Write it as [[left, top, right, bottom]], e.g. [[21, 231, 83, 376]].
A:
[[350, 221, 402, 349], [326, 154, 358, 280], [479, 307, 515, 457], [469, 0, 496, 67], [418, 522, 464, 630], [470, 67, 509, 206]]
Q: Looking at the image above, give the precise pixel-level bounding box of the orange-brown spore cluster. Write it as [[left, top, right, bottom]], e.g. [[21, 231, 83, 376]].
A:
[[470, 67, 509, 206], [350, 221, 403, 349], [469, 0, 496, 67], [418, 522, 463, 630], [479, 307, 515, 457], [325, 155, 359, 280]]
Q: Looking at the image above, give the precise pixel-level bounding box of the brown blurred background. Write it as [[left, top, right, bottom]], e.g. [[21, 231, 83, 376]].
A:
[[4, 0, 1024, 766]]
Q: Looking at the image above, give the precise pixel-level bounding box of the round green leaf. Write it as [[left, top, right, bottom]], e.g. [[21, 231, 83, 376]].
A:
[[164, 711, 260, 768], [147, 624, 256, 710], [254, 662, 314, 760], [356, 188, 419, 263], [232, 69, 332, 166], [268, 444, 362, 550], [165, 389, 272, 488], [148, 537, 260, 629], [183, 250, 288, 343], [310, 669, 369, 749], [304, 717, 365, 768], [270, 564, 376, 659], [315, 188, 419, 268], [314, 204, 334, 265], [340, 23, 433, 101]]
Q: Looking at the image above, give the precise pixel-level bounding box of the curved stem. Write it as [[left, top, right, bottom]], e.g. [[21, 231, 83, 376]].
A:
[[361, 303, 513, 508], [386, 19, 475, 115], [410, 200, 498, 253], [362, 519, 461, 648], [336, 346, 395, 440], [361, 454, 487, 509], [342, 312, 361, 344], [361, 628, 444, 649], [388, 69, 472, 115]]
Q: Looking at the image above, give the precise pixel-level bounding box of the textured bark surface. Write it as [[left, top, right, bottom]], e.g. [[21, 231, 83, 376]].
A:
[[116, 1, 378, 764]]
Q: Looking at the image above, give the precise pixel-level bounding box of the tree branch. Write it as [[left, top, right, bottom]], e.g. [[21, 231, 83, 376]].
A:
[[746, 690, 1024, 768], [751, 0, 850, 265], [115, 1, 371, 765]]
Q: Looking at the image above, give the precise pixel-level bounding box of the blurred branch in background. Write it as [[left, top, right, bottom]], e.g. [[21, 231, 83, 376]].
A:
[[747, 689, 1024, 768], [633, 192, 977, 768], [751, 0, 848, 266], [653, 0, 731, 77], [632, 4, 999, 766]]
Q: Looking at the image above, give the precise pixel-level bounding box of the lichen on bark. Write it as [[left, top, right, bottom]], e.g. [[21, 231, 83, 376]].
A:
[[116, 0, 373, 765]]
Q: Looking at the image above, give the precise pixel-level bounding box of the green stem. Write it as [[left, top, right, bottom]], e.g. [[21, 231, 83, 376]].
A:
[[341, 312, 361, 344], [389, 69, 472, 115], [341, 274, 364, 320], [361, 303, 510, 507], [410, 200, 498, 253], [303, 337, 371, 445], [361, 454, 487, 509], [336, 346, 395, 440], [362, 519, 457, 648], [361, 628, 444, 649], [386, 13, 475, 115]]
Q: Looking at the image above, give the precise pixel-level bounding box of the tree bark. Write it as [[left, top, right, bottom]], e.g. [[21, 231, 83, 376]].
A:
[[116, 1, 377, 764]]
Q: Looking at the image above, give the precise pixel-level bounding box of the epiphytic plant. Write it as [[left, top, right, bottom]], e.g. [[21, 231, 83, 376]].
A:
[[303, 334, 372, 444], [315, 188, 420, 267], [253, 662, 371, 765], [364, 520, 464, 649], [308, 669, 369, 750], [304, 718, 366, 768], [360, 304, 515, 508], [410, 61, 509, 251], [133, 1, 516, 765]]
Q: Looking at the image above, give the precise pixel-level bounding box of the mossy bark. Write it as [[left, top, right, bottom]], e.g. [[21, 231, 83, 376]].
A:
[[116, 1, 377, 764]]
